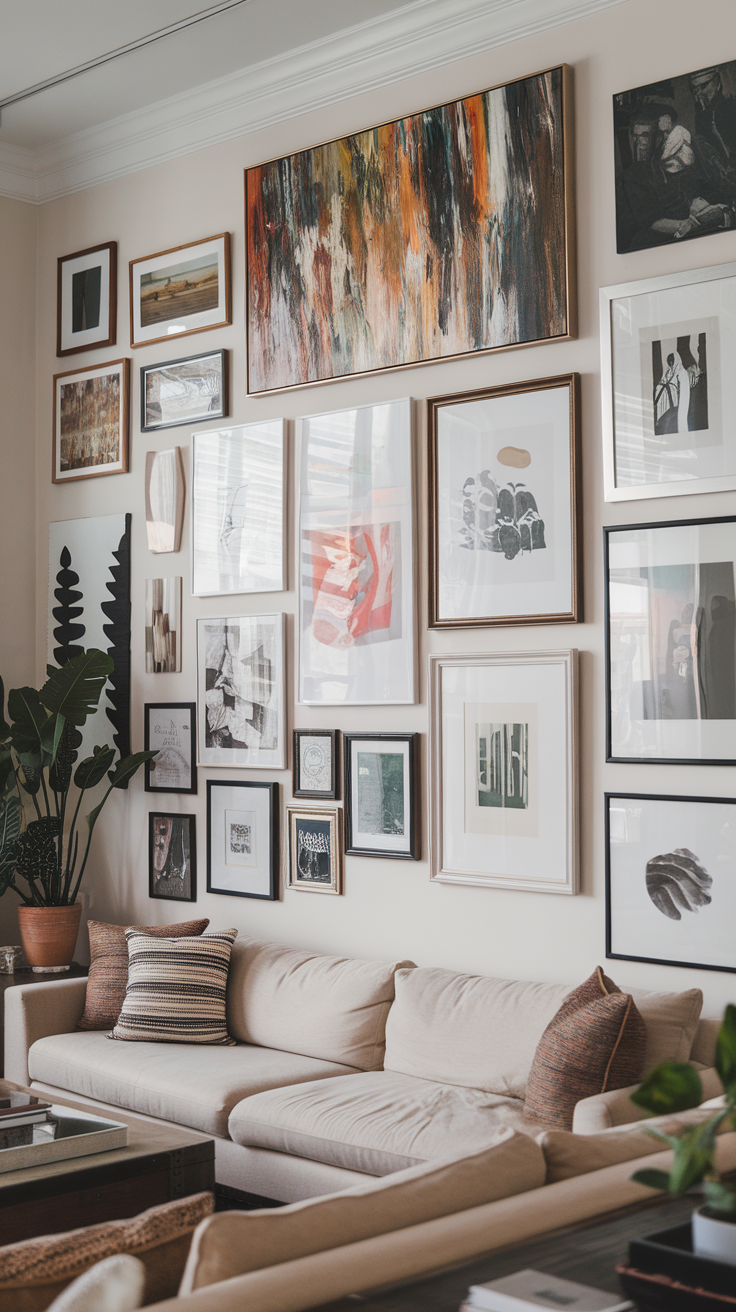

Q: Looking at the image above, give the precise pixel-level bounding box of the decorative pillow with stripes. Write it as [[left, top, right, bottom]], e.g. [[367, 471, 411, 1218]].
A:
[[111, 929, 238, 1046]]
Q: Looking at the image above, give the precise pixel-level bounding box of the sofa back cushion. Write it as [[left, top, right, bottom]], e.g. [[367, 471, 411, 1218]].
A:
[[628, 984, 703, 1073], [227, 937, 415, 1070]]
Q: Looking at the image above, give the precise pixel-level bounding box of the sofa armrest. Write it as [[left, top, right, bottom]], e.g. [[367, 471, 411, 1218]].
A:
[[572, 1065, 723, 1133], [4, 977, 87, 1085]]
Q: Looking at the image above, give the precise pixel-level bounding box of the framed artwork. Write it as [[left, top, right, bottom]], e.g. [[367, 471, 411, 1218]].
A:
[[207, 780, 278, 900], [606, 792, 736, 975], [614, 60, 736, 255], [428, 374, 580, 627], [141, 349, 228, 432], [129, 233, 231, 349], [197, 613, 285, 768], [286, 806, 342, 895], [149, 813, 196, 903], [191, 420, 285, 597], [298, 398, 415, 705], [145, 448, 185, 554], [246, 65, 574, 394], [601, 261, 736, 502], [344, 732, 418, 860], [293, 729, 338, 799], [57, 241, 117, 357], [144, 577, 182, 674], [605, 516, 736, 764], [429, 649, 578, 894], [53, 359, 129, 483], [144, 703, 197, 794]]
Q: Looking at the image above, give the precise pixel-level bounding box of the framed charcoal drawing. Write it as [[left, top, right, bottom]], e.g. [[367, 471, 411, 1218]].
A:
[[149, 813, 196, 903], [428, 374, 580, 627], [207, 780, 278, 900], [286, 806, 342, 895], [57, 241, 117, 357], [141, 349, 228, 432], [130, 234, 231, 349], [605, 516, 736, 764], [344, 732, 418, 860], [601, 262, 736, 502], [53, 359, 129, 483], [145, 448, 185, 554], [606, 792, 736, 974], [144, 703, 197, 794], [197, 613, 285, 768], [246, 66, 574, 394], [293, 729, 339, 800], [429, 650, 578, 894]]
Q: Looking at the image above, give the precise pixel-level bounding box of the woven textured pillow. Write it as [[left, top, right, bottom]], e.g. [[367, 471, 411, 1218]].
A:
[[524, 966, 647, 1131], [78, 917, 210, 1031], [111, 929, 238, 1045]]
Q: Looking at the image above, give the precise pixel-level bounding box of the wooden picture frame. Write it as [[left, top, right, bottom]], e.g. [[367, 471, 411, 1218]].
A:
[[141, 348, 229, 432], [293, 729, 339, 799], [207, 780, 278, 900], [52, 358, 130, 484], [57, 241, 117, 357], [149, 812, 197, 903], [344, 732, 419, 859], [286, 806, 342, 895], [130, 233, 231, 349], [144, 703, 197, 795]]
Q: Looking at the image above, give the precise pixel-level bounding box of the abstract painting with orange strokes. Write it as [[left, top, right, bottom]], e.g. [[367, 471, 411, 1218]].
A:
[[245, 67, 570, 393], [304, 524, 401, 649]]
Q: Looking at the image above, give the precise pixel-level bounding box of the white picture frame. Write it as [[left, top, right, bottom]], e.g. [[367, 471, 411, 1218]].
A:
[[196, 613, 285, 769]]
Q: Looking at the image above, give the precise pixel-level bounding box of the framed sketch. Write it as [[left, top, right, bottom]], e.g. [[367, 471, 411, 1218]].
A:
[[605, 516, 736, 764], [197, 613, 285, 768], [129, 233, 231, 349], [601, 262, 736, 502], [145, 448, 185, 554], [144, 577, 182, 673], [344, 732, 418, 859], [207, 780, 278, 900], [57, 241, 117, 357], [141, 349, 228, 432], [286, 806, 342, 894], [429, 650, 578, 894], [246, 66, 574, 394], [191, 420, 285, 597], [149, 813, 196, 902], [428, 374, 580, 627], [606, 792, 736, 975], [53, 359, 129, 483], [293, 729, 338, 799], [298, 398, 415, 705], [144, 703, 196, 794]]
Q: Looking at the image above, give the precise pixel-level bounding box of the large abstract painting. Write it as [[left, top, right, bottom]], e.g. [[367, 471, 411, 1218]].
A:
[[246, 66, 573, 393]]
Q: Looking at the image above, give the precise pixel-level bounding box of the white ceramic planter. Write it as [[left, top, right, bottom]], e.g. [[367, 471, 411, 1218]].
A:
[[692, 1206, 736, 1266]]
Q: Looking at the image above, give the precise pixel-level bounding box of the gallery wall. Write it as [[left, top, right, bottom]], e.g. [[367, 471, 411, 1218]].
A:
[[25, 0, 736, 1015]]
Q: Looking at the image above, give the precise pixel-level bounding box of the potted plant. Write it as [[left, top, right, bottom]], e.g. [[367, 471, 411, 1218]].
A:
[[0, 649, 154, 971]]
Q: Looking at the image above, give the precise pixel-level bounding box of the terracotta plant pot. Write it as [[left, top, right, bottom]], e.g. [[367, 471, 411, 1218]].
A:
[[17, 904, 82, 972]]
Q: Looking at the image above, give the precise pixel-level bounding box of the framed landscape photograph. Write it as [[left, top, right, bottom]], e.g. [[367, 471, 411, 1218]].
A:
[[605, 516, 736, 763], [144, 703, 197, 794], [53, 359, 129, 483], [344, 732, 418, 859], [429, 650, 578, 894], [606, 792, 736, 974], [130, 233, 231, 349], [286, 806, 342, 895], [144, 577, 182, 674], [149, 813, 196, 903], [141, 349, 228, 432], [57, 241, 117, 357], [197, 613, 285, 768], [293, 729, 338, 799], [207, 780, 278, 900], [428, 374, 580, 627], [145, 447, 185, 554]]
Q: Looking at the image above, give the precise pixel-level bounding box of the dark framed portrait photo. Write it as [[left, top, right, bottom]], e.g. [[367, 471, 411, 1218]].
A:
[[207, 780, 278, 900], [293, 729, 339, 799], [344, 732, 419, 859], [144, 703, 197, 794], [149, 813, 196, 903], [141, 348, 228, 432], [286, 807, 342, 895], [57, 240, 117, 357]]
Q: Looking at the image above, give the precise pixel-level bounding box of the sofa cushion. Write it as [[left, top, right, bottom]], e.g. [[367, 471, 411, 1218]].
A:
[[111, 929, 238, 1046], [628, 983, 703, 1072], [78, 918, 210, 1031], [46, 1255, 144, 1312]]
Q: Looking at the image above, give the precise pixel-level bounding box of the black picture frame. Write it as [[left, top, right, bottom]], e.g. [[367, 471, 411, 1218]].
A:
[[144, 703, 197, 794], [148, 812, 197, 903], [344, 732, 419, 860], [206, 780, 278, 900], [292, 729, 339, 799], [140, 348, 229, 432]]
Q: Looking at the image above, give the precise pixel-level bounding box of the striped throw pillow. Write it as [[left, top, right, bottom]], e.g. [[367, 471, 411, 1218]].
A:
[[111, 929, 238, 1046]]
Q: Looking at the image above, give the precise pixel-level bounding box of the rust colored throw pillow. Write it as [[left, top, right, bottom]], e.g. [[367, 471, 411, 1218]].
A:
[[524, 966, 647, 1131], [77, 917, 210, 1031]]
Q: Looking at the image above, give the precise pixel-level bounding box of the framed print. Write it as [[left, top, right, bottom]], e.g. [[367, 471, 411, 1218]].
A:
[[606, 792, 736, 975], [605, 516, 736, 763], [144, 703, 197, 794], [344, 732, 418, 860], [207, 780, 278, 900], [145, 447, 185, 554], [298, 398, 415, 705], [428, 374, 580, 627], [144, 577, 182, 674], [429, 650, 578, 894], [57, 241, 117, 356], [197, 613, 285, 768], [149, 812, 196, 902], [129, 233, 231, 349], [286, 807, 342, 894], [53, 359, 129, 483], [191, 420, 285, 597], [141, 349, 228, 432], [293, 729, 338, 799], [246, 65, 574, 394], [601, 262, 736, 502]]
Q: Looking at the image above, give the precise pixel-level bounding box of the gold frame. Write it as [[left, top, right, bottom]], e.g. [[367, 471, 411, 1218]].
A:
[[52, 357, 130, 484], [286, 806, 343, 895], [129, 233, 231, 349]]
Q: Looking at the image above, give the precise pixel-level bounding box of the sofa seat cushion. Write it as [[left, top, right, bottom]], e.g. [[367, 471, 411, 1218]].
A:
[[27, 1032, 358, 1137]]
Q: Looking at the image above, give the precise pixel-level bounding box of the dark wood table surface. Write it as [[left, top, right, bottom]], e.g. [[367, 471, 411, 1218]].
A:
[[0, 963, 87, 1077]]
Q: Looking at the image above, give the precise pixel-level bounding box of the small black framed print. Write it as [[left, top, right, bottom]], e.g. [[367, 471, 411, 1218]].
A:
[[207, 780, 278, 900], [344, 732, 419, 859], [293, 729, 339, 799], [149, 812, 196, 902], [144, 703, 197, 794]]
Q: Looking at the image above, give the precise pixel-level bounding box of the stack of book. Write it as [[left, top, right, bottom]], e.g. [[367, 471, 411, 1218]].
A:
[[460, 1269, 634, 1312], [0, 1093, 52, 1150]]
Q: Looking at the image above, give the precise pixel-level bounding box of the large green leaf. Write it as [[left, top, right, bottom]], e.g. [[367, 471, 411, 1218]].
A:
[[716, 1004, 736, 1101], [631, 1168, 672, 1192], [0, 676, 10, 744], [15, 816, 60, 899], [704, 1180, 736, 1218], [49, 724, 83, 794], [630, 1062, 703, 1117], [0, 794, 22, 890], [74, 746, 115, 790], [39, 650, 113, 726], [8, 687, 53, 757], [107, 750, 157, 792], [16, 751, 42, 796], [668, 1121, 717, 1195], [0, 747, 15, 797]]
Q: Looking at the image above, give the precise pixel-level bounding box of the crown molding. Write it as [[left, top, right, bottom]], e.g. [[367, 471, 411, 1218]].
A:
[[0, 0, 627, 204]]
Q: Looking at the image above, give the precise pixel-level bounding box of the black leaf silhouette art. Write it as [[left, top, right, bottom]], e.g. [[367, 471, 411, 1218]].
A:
[[101, 515, 132, 759], [52, 546, 86, 665], [646, 847, 713, 921]]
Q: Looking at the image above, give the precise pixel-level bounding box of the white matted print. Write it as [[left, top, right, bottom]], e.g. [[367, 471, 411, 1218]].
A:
[[197, 613, 285, 768], [130, 234, 230, 349], [207, 780, 277, 899]]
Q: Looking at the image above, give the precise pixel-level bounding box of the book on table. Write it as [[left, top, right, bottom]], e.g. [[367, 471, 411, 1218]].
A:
[[463, 1269, 634, 1312]]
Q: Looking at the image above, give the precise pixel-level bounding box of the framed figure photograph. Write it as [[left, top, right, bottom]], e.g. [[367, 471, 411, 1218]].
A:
[[428, 374, 580, 627], [197, 613, 285, 768], [606, 792, 736, 975], [605, 516, 736, 764], [293, 729, 338, 799], [129, 233, 231, 349], [57, 241, 117, 357], [344, 732, 418, 859], [149, 813, 196, 902], [53, 358, 129, 483], [429, 650, 578, 894], [144, 703, 197, 794], [286, 806, 342, 895], [141, 349, 228, 432], [207, 780, 278, 900]]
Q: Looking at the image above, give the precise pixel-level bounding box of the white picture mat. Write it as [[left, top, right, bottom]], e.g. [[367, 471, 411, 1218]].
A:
[[146, 707, 193, 790], [54, 362, 126, 481], [224, 809, 257, 867], [349, 738, 411, 853], [298, 734, 333, 793], [196, 612, 285, 768], [59, 248, 112, 352], [209, 785, 272, 894], [131, 236, 227, 345]]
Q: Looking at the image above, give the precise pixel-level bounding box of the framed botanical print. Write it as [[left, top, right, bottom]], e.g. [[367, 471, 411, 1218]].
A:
[[57, 241, 117, 357], [197, 613, 285, 768], [207, 780, 278, 900], [129, 233, 231, 349], [141, 349, 228, 432], [293, 729, 338, 799], [286, 806, 342, 894], [144, 703, 197, 794], [428, 374, 580, 626], [344, 732, 418, 859], [53, 359, 129, 483], [149, 812, 196, 902]]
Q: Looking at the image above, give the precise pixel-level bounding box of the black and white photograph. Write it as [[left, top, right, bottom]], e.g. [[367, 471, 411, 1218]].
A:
[[286, 807, 342, 894], [145, 577, 182, 673], [606, 793, 736, 973], [293, 729, 339, 799], [207, 780, 278, 899], [57, 241, 117, 357], [141, 349, 228, 432], [197, 613, 285, 768], [144, 703, 197, 794], [149, 813, 196, 902], [344, 732, 418, 859]]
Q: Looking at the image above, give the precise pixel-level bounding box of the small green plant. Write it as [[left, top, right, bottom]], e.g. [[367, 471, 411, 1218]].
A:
[[630, 1004, 736, 1218]]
